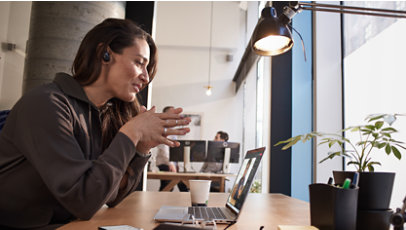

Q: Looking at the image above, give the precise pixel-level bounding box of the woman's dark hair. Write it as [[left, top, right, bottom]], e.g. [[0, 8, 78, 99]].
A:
[[72, 18, 158, 149]]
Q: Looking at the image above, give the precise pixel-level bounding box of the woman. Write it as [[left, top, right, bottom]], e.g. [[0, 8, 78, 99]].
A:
[[0, 18, 190, 229]]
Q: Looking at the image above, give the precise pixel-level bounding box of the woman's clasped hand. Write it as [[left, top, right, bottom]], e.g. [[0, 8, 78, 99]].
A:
[[120, 106, 191, 154]]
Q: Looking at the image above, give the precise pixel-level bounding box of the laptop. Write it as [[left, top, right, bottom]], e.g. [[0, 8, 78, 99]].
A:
[[154, 147, 265, 224]]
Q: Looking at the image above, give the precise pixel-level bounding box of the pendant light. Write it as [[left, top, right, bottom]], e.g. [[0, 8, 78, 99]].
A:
[[204, 2, 214, 96]]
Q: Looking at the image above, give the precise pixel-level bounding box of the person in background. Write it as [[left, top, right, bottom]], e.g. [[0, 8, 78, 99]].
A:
[[215, 131, 229, 142], [200, 130, 229, 192], [154, 106, 188, 192], [0, 18, 191, 229]]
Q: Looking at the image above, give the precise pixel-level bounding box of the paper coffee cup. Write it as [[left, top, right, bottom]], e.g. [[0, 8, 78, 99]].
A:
[[189, 180, 211, 206]]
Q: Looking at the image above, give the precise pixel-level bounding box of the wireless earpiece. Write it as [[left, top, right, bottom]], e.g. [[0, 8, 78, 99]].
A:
[[103, 52, 110, 62]]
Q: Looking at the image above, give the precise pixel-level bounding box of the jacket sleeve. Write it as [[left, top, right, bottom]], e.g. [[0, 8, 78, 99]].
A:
[[106, 152, 150, 207], [11, 90, 138, 220]]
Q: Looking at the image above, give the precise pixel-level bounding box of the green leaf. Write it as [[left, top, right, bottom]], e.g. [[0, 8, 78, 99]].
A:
[[360, 128, 372, 132], [344, 126, 359, 132], [389, 139, 404, 144], [357, 141, 366, 146], [367, 164, 375, 172], [377, 143, 386, 149], [375, 121, 384, 129], [385, 144, 391, 154], [367, 114, 385, 122], [392, 146, 402, 160], [342, 137, 351, 143], [342, 152, 352, 158], [383, 133, 391, 138], [366, 125, 376, 130], [366, 162, 382, 172], [274, 136, 297, 146], [328, 140, 337, 148], [303, 134, 313, 142], [381, 127, 397, 132], [281, 136, 301, 150], [319, 151, 341, 163]]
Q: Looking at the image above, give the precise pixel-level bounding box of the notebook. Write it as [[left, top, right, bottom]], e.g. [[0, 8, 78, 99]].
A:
[[154, 147, 266, 224]]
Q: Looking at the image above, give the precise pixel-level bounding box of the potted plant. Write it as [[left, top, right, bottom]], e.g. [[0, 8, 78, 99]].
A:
[[274, 114, 405, 230], [275, 113, 405, 173]]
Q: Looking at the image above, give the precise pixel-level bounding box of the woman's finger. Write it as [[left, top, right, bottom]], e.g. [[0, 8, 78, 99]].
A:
[[160, 136, 178, 147], [163, 118, 191, 127], [164, 107, 183, 115], [139, 106, 147, 113], [163, 127, 190, 137], [156, 113, 182, 120]]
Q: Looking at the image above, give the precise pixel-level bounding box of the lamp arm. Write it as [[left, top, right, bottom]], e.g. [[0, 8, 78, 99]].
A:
[[296, 1, 406, 18]]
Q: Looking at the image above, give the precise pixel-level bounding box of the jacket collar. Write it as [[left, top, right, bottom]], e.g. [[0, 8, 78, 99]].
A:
[[53, 72, 98, 110]]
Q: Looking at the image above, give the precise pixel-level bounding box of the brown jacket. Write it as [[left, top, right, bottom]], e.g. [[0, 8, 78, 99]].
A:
[[0, 73, 149, 229]]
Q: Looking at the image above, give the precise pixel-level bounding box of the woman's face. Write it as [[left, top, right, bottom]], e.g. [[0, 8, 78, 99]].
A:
[[106, 38, 150, 102]]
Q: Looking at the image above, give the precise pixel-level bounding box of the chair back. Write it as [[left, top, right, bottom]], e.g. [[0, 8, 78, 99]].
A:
[[0, 110, 10, 132]]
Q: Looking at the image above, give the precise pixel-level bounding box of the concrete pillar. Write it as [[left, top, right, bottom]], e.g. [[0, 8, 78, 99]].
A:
[[23, 1, 125, 93]]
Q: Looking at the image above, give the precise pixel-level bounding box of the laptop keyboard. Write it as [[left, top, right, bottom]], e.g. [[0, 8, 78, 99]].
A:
[[188, 206, 227, 220]]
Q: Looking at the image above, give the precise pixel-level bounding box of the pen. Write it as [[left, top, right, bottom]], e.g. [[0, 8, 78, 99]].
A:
[[342, 178, 351, 189], [327, 177, 333, 185], [351, 172, 359, 188]]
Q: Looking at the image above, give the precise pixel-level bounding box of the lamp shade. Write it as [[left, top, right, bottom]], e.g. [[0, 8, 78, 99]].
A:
[[251, 7, 294, 56]]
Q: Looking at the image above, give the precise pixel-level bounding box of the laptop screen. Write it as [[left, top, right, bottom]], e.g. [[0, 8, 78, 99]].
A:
[[226, 147, 265, 213]]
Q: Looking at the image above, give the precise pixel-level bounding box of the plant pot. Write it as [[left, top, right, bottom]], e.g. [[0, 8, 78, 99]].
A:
[[333, 171, 395, 210], [356, 209, 393, 230]]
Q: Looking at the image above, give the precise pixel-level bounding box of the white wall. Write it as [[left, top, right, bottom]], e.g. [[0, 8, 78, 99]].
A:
[[151, 1, 245, 142], [313, 1, 344, 183], [148, 2, 249, 192], [0, 2, 31, 110]]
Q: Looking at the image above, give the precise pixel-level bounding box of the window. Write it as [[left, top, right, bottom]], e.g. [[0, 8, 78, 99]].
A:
[[343, 1, 406, 209]]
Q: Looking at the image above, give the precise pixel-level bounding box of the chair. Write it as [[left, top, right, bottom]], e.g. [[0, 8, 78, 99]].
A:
[[0, 110, 10, 132]]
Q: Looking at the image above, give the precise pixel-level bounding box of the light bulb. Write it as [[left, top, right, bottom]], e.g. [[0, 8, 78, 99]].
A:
[[205, 85, 212, 96], [253, 35, 292, 54], [206, 87, 212, 96]]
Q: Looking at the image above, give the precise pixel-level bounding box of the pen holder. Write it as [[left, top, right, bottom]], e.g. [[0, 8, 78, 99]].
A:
[[309, 183, 359, 230]]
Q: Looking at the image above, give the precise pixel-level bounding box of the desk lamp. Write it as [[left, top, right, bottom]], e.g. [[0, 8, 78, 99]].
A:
[[251, 1, 406, 57], [251, 2, 406, 230]]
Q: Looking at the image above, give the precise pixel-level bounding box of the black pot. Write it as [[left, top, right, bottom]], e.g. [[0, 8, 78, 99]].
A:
[[356, 209, 393, 230], [333, 171, 395, 210]]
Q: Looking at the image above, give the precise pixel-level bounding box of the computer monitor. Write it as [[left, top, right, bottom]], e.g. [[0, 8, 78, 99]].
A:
[[206, 141, 240, 173], [206, 141, 240, 163], [169, 140, 206, 172]]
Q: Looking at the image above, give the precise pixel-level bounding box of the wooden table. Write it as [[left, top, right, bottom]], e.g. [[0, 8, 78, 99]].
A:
[[147, 172, 236, 192], [58, 191, 310, 230]]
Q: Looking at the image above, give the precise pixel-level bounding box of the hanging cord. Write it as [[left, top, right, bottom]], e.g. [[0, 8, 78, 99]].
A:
[[208, 1, 214, 87], [287, 24, 307, 62]]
